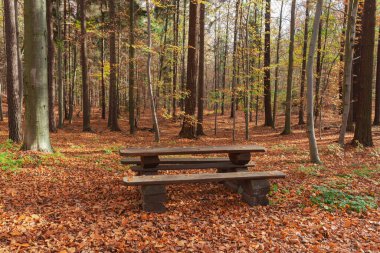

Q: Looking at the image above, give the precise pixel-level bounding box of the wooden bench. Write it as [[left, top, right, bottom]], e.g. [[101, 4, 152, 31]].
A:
[[120, 145, 285, 213]]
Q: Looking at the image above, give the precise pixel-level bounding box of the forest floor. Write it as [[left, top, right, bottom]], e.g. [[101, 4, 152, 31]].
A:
[[0, 110, 379, 252]]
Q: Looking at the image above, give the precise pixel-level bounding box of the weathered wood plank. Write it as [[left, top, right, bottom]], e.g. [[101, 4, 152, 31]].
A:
[[123, 171, 286, 186], [120, 145, 266, 157], [121, 157, 232, 165], [130, 162, 256, 172]]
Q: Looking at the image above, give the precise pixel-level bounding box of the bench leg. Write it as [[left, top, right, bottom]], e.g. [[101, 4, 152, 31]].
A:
[[239, 179, 270, 206], [140, 185, 167, 213]]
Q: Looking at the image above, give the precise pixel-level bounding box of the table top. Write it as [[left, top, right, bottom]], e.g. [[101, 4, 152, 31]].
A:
[[120, 145, 266, 157]]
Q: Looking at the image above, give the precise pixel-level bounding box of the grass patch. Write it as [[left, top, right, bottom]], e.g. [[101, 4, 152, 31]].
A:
[[297, 165, 326, 176], [311, 185, 377, 213], [271, 144, 300, 154], [353, 165, 380, 178], [0, 152, 23, 172]]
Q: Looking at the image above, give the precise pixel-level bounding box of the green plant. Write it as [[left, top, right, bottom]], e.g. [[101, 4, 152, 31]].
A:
[[311, 185, 377, 212], [297, 165, 326, 176], [353, 165, 380, 178], [326, 144, 343, 157], [0, 152, 23, 172]]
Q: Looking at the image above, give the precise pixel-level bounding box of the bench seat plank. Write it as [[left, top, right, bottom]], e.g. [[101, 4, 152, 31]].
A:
[[120, 145, 266, 157], [123, 171, 286, 186], [130, 162, 255, 172], [121, 157, 232, 165]]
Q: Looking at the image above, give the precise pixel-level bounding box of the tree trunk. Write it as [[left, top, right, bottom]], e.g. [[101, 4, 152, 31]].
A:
[[23, 0, 53, 152], [231, 0, 240, 141], [14, 0, 23, 110], [272, 0, 284, 128], [339, 0, 359, 146], [314, 20, 323, 121], [47, 0, 57, 132], [101, 3, 106, 120], [179, 0, 198, 139], [129, 0, 136, 134], [221, 2, 230, 116], [264, 0, 273, 126], [352, 0, 375, 147], [196, 1, 206, 136], [298, 0, 309, 125], [4, 0, 22, 142], [338, 1, 348, 114], [306, 0, 322, 164], [172, 0, 180, 119], [282, 0, 296, 135], [108, 0, 120, 131], [146, 0, 160, 142], [57, 0, 64, 128], [79, 0, 91, 132], [374, 24, 380, 125], [180, 0, 187, 112]]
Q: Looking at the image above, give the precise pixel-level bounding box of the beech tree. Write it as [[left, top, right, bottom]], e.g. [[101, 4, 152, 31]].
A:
[[352, 0, 375, 147], [47, 0, 57, 133], [22, 0, 53, 152], [374, 25, 380, 126], [4, 0, 22, 142], [263, 0, 273, 127]]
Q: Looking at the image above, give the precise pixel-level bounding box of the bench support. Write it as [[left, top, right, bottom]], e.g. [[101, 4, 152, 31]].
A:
[[140, 184, 167, 213]]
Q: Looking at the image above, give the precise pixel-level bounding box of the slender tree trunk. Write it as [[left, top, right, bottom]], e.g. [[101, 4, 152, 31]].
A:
[[374, 25, 380, 125], [14, 0, 23, 109], [57, 0, 64, 128], [338, 1, 348, 113], [353, 0, 375, 147], [264, 0, 273, 126], [129, 0, 136, 134], [180, 0, 187, 112], [108, 0, 120, 131], [272, 0, 284, 128], [47, 0, 57, 132], [282, 0, 296, 135], [306, 0, 323, 164], [23, 0, 53, 152], [339, 0, 359, 146], [298, 0, 309, 125], [244, 4, 251, 140], [69, 44, 77, 124], [231, 0, 240, 141], [221, 2, 230, 116], [172, 0, 180, 119], [314, 20, 323, 121], [79, 0, 91, 132], [101, 4, 106, 120], [179, 0, 198, 139], [4, 0, 22, 142], [196, 0, 206, 136], [146, 0, 160, 142]]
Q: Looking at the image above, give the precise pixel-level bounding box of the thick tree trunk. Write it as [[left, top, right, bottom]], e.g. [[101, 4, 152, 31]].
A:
[[272, 0, 284, 128], [4, 0, 22, 142], [374, 25, 380, 125], [282, 0, 296, 135], [179, 0, 198, 139], [339, 0, 359, 146], [196, 1, 206, 136], [23, 0, 53, 152], [108, 0, 120, 131], [129, 0, 136, 134], [264, 0, 273, 126], [298, 0, 309, 125], [146, 0, 160, 142], [306, 0, 322, 164], [47, 0, 57, 132], [79, 0, 91, 132], [352, 0, 375, 147]]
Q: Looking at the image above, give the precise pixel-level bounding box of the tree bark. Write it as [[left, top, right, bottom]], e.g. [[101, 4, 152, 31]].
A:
[[374, 24, 380, 125], [282, 0, 296, 135], [47, 0, 57, 132], [108, 0, 120, 131], [23, 0, 53, 152], [352, 0, 375, 147], [221, 2, 230, 116], [79, 0, 91, 132], [101, 3, 106, 120], [196, 1, 206, 136], [264, 0, 273, 126], [339, 0, 359, 146], [306, 0, 322, 164], [57, 0, 64, 128], [298, 0, 309, 125], [179, 0, 198, 139], [272, 0, 284, 128], [4, 0, 22, 142], [172, 0, 180, 119], [129, 0, 136, 134]]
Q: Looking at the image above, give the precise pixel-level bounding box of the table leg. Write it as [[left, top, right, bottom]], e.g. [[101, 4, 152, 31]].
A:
[[139, 156, 167, 213]]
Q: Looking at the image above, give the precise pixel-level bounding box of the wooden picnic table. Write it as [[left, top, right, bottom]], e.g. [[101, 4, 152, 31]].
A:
[[120, 145, 285, 213]]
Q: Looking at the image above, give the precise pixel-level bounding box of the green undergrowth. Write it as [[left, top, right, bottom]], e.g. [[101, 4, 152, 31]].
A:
[[311, 185, 377, 213], [0, 140, 65, 171], [297, 165, 326, 176]]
